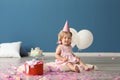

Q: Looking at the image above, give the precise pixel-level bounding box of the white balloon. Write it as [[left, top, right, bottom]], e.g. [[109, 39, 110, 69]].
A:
[[76, 29, 93, 50], [70, 28, 78, 48]]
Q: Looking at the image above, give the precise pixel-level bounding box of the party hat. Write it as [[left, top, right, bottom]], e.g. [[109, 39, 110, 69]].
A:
[[62, 20, 70, 32]]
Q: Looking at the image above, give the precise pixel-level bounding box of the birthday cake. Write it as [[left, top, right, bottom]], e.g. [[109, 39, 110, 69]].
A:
[[24, 59, 43, 75], [30, 47, 43, 57]]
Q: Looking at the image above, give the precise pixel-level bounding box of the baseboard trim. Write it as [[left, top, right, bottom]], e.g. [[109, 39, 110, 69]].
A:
[[43, 52, 120, 57]]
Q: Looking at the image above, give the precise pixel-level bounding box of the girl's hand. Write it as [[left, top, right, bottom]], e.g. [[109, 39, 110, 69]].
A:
[[63, 58, 68, 62]]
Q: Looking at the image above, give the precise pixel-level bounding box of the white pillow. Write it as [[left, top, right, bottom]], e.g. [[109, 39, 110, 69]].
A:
[[0, 41, 22, 58]]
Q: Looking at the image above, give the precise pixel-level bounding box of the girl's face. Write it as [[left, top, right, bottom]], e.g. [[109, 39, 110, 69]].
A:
[[61, 34, 72, 46]]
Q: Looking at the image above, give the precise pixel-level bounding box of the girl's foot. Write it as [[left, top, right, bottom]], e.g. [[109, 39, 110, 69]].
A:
[[84, 65, 94, 71], [84, 66, 90, 71], [74, 66, 80, 72], [89, 65, 94, 70]]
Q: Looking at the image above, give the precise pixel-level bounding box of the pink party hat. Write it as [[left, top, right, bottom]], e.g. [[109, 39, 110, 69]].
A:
[[62, 20, 70, 32]]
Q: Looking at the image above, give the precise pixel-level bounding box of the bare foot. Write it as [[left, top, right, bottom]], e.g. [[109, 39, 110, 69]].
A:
[[84, 65, 94, 71], [72, 66, 80, 72], [84, 66, 90, 71], [89, 65, 94, 70]]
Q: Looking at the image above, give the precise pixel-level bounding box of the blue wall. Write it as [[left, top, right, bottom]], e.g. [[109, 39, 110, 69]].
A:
[[0, 0, 120, 52]]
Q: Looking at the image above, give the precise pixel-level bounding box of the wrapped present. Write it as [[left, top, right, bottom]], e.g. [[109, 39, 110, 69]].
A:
[[24, 59, 43, 75]]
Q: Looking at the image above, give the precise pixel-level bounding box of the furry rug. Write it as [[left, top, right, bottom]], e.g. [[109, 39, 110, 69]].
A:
[[0, 61, 120, 80]]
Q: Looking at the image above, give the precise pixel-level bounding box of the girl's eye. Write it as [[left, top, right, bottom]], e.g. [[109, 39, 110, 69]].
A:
[[63, 36, 71, 39]]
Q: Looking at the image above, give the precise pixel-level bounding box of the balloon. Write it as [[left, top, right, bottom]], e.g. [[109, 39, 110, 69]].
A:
[[70, 28, 78, 48], [76, 29, 93, 50]]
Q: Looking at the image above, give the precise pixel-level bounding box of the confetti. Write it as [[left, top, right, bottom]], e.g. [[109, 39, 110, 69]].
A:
[[0, 58, 120, 80], [112, 57, 115, 60]]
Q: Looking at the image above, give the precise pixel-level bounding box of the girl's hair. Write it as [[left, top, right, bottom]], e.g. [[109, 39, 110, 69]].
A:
[[58, 31, 72, 44]]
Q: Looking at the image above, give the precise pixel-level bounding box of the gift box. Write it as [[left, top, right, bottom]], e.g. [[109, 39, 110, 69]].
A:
[[24, 59, 43, 75]]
